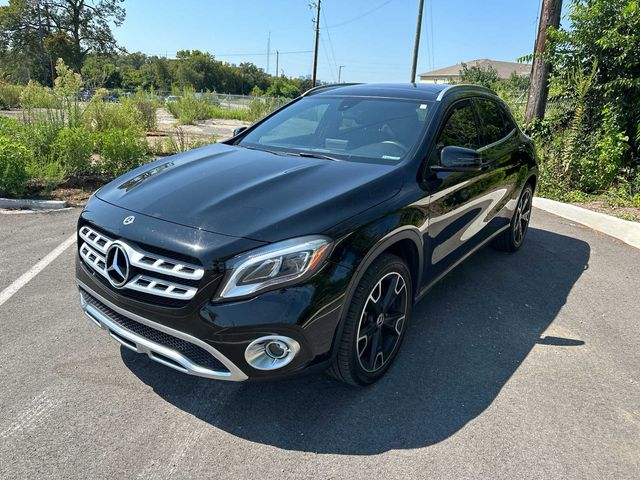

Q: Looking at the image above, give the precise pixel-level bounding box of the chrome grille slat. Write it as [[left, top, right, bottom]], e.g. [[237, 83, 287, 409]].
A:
[[79, 243, 109, 279], [79, 225, 202, 301], [79, 226, 112, 255], [127, 274, 198, 300], [123, 243, 204, 281]]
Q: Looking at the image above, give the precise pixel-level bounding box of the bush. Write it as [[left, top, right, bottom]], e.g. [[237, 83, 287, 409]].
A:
[[83, 97, 143, 133], [0, 137, 31, 195], [25, 159, 66, 188], [247, 97, 283, 121], [0, 116, 23, 137], [166, 92, 213, 124], [0, 83, 23, 109], [128, 95, 157, 131], [23, 121, 64, 164], [97, 129, 148, 176], [19, 81, 59, 109], [51, 127, 94, 175], [577, 107, 629, 193]]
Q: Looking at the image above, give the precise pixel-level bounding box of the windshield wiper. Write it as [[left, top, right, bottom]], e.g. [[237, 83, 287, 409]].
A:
[[283, 151, 340, 161], [237, 144, 284, 156], [239, 144, 340, 161]]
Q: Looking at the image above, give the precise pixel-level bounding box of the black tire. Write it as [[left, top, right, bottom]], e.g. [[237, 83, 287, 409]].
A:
[[329, 253, 413, 386], [492, 183, 534, 252]]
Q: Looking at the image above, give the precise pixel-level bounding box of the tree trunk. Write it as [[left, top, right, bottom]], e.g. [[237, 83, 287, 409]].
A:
[[524, 0, 563, 124]]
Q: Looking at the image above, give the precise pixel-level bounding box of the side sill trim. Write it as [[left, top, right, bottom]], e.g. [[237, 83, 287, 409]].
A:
[[77, 280, 248, 381], [415, 224, 510, 302]]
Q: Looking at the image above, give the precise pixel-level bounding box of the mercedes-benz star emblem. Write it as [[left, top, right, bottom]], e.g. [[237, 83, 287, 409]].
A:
[[106, 244, 130, 288], [123, 216, 135, 225]]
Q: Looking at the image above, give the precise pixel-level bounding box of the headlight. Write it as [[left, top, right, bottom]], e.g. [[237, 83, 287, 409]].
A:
[[216, 236, 333, 299]]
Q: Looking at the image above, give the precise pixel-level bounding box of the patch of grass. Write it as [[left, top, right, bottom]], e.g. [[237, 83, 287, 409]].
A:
[[83, 96, 144, 133], [166, 89, 284, 124], [0, 82, 23, 109]]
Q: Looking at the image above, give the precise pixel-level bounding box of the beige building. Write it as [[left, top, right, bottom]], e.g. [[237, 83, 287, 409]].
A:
[[419, 58, 531, 84]]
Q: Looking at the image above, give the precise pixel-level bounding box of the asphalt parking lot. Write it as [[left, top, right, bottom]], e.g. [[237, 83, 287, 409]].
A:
[[0, 207, 638, 479]]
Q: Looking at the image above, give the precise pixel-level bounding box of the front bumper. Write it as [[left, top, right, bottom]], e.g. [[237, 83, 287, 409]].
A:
[[77, 254, 350, 380], [79, 281, 248, 381], [76, 197, 354, 381]]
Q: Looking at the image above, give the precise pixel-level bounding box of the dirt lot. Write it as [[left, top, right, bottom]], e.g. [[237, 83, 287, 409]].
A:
[[574, 200, 640, 222], [155, 107, 249, 140]]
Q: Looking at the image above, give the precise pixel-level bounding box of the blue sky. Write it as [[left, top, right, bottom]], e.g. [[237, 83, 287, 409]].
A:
[[3, 0, 547, 82], [112, 0, 546, 82]]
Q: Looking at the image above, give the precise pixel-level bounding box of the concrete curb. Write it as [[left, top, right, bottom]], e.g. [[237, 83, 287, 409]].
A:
[[533, 196, 640, 250], [0, 198, 68, 210]]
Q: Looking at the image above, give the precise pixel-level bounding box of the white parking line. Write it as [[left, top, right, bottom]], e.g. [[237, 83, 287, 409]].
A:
[[0, 234, 76, 307]]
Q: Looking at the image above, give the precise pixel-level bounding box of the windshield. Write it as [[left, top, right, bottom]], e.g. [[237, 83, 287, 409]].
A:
[[237, 96, 433, 164]]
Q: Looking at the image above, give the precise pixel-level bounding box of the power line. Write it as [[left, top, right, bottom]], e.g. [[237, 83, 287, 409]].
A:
[[320, 35, 337, 82], [321, 8, 340, 82], [323, 0, 394, 29], [135, 50, 312, 59]]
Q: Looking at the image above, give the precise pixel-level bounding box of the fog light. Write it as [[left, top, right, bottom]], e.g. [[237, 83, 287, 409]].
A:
[[265, 340, 288, 359], [245, 335, 300, 370]]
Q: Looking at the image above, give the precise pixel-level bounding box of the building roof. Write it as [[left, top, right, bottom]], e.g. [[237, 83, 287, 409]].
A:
[[419, 59, 531, 79]]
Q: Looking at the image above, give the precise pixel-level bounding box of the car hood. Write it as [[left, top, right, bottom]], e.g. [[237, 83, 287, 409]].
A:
[[96, 143, 403, 242]]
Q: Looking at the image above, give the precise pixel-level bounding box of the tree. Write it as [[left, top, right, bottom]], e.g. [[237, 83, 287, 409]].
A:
[[81, 54, 119, 88], [0, 0, 125, 84], [457, 63, 500, 88], [266, 77, 301, 98], [548, 0, 640, 150]]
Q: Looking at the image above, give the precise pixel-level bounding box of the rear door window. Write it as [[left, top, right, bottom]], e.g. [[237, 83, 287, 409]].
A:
[[474, 98, 507, 147]]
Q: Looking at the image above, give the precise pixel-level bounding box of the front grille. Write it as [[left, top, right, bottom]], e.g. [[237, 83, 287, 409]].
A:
[[89, 272, 195, 308], [78, 224, 205, 305], [80, 288, 228, 372]]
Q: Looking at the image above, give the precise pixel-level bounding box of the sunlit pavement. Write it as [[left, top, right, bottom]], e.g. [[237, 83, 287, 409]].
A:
[[0, 207, 638, 479]]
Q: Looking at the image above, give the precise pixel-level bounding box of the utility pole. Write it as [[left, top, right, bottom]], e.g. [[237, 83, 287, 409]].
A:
[[338, 65, 345, 83], [311, 0, 321, 87], [525, 0, 562, 124], [276, 50, 279, 78], [266, 32, 271, 75], [410, 0, 425, 83]]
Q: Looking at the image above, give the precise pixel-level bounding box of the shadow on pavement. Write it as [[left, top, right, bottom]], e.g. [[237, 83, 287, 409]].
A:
[[122, 227, 590, 454]]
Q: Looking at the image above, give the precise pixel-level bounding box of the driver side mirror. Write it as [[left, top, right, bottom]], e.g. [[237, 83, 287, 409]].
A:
[[432, 145, 482, 172], [233, 126, 248, 137]]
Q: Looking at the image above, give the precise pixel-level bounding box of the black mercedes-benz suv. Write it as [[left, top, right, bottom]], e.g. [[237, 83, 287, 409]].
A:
[[76, 83, 537, 386]]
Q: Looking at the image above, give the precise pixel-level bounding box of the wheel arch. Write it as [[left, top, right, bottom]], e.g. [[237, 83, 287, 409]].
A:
[[328, 225, 424, 362]]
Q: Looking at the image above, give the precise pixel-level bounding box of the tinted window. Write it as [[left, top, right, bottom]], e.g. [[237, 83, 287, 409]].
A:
[[437, 101, 480, 150], [500, 107, 517, 135], [475, 99, 506, 146], [239, 97, 433, 164]]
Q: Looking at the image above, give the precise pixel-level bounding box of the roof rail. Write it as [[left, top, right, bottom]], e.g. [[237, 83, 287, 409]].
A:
[[301, 83, 363, 97], [435, 84, 497, 101]]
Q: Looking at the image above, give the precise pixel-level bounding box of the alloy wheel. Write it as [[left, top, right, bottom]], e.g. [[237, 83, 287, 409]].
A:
[[356, 271, 408, 373], [514, 188, 532, 246]]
